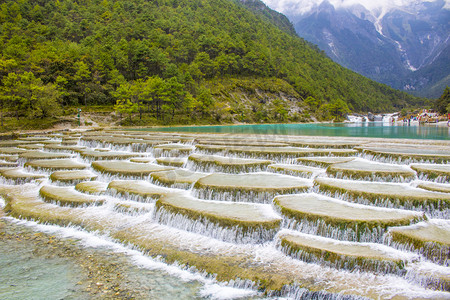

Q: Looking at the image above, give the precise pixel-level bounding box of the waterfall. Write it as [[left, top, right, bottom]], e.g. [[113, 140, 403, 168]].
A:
[[1, 129, 449, 299]]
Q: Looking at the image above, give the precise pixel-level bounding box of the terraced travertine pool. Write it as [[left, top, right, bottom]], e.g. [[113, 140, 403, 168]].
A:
[[0, 130, 449, 299]]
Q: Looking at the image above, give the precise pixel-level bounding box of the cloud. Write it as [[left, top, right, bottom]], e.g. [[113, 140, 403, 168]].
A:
[[261, 0, 449, 16]]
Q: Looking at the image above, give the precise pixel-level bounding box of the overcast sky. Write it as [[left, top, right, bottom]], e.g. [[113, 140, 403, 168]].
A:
[[260, 0, 450, 16]]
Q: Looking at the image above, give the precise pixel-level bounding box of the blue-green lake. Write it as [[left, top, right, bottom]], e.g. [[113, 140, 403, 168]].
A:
[[134, 123, 450, 140]]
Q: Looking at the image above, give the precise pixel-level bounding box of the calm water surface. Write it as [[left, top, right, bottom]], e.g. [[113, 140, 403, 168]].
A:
[[136, 123, 450, 140]]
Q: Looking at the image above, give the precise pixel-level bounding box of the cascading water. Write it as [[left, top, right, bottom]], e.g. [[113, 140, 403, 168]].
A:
[[0, 130, 449, 299]]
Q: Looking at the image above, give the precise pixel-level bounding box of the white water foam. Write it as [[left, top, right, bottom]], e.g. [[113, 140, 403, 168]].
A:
[[5, 217, 259, 300]]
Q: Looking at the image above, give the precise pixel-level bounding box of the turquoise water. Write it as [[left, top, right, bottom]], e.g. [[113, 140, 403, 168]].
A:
[[0, 224, 85, 300], [136, 123, 450, 140], [0, 220, 205, 300]]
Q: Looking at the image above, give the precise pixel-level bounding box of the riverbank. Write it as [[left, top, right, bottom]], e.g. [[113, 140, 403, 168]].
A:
[[1, 111, 448, 141]]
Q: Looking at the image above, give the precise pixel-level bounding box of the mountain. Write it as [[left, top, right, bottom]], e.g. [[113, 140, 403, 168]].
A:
[[0, 0, 422, 127], [289, 0, 450, 98], [240, 0, 297, 35]]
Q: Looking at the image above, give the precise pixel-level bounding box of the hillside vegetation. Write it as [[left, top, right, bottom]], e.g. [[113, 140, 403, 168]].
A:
[[0, 0, 424, 128]]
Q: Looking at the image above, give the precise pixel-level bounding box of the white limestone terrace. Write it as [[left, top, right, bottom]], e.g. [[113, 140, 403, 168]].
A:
[[25, 159, 89, 170], [387, 219, 450, 266], [196, 144, 358, 160], [154, 193, 282, 243], [356, 143, 450, 163], [274, 193, 425, 242], [49, 170, 98, 184], [187, 153, 274, 173], [91, 160, 174, 177], [39, 185, 105, 207], [150, 169, 209, 189], [194, 172, 313, 203], [326, 158, 416, 182], [277, 229, 418, 275], [268, 163, 326, 178], [1, 130, 450, 298]]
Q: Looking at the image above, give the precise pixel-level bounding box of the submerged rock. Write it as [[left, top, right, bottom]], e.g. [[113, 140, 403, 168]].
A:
[[129, 157, 154, 163]]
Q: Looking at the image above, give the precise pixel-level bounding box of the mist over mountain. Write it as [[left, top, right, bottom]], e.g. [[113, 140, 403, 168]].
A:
[[264, 0, 450, 98]]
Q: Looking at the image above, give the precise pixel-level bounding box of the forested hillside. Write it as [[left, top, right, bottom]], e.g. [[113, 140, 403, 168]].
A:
[[0, 0, 423, 127]]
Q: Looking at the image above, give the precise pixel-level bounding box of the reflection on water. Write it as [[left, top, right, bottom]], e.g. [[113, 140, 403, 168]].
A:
[[136, 123, 450, 140]]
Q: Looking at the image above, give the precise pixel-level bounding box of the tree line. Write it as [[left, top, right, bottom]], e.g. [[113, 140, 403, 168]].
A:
[[0, 0, 425, 127]]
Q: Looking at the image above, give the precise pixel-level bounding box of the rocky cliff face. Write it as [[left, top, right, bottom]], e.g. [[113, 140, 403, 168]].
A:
[[288, 0, 450, 97]]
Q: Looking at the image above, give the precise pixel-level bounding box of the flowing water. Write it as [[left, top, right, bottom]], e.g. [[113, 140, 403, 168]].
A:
[[0, 129, 449, 299]]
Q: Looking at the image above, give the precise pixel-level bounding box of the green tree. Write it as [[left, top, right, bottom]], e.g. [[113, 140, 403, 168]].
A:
[[0, 71, 62, 124], [74, 61, 91, 106], [142, 76, 167, 120], [114, 99, 137, 122], [273, 99, 288, 121], [30, 82, 62, 118], [195, 87, 214, 118], [435, 86, 450, 114], [320, 98, 351, 121], [113, 81, 143, 119], [193, 52, 217, 78], [304, 96, 321, 110], [163, 77, 185, 121], [1, 72, 37, 120]]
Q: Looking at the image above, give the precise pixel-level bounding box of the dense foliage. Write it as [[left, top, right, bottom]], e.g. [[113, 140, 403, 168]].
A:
[[0, 0, 423, 126], [435, 86, 450, 114]]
